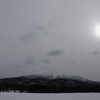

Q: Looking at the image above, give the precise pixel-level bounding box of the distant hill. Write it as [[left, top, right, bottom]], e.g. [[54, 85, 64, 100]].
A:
[[0, 73, 100, 93]]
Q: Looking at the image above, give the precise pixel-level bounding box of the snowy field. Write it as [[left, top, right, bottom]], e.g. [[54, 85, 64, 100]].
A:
[[0, 93, 100, 100]]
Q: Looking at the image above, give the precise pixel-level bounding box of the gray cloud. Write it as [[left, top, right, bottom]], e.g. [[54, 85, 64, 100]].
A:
[[37, 25, 48, 36], [67, 61, 77, 66], [19, 20, 54, 43], [88, 50, 100, 57], [25, 56, 36, 65], [40, 58, 50, 64], [19, 26, 51, 43], [36, 20, 54, 36], [71, 48, 83, 56], [79, 52, 84, 56], [47, 50, 64, 57], [19, 32, 38, 43]]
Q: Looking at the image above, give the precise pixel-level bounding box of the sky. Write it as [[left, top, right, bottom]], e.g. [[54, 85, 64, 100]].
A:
[[0, 0, 100, 81]]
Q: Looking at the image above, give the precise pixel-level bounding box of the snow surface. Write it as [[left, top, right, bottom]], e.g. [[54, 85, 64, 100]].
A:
[[0, 93, 99, 100]]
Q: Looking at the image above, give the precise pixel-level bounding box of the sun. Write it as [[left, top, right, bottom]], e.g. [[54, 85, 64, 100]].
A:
[[94, 25, 100, 37]]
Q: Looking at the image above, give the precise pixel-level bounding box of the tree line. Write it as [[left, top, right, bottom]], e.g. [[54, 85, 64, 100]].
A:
[[0, 84, 100, 93]]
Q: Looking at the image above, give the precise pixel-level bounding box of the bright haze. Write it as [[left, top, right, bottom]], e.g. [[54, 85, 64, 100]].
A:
[[0, 0, 100, 81]]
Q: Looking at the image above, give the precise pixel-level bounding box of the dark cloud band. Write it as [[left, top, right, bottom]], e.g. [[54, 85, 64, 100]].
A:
[[47, 50, 64, 57]]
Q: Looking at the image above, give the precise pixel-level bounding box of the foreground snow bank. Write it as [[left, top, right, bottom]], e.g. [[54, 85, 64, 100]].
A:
[[0, 93, 100, 100]]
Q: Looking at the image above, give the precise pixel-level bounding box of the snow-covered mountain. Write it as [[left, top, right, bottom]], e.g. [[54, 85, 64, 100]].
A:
[[23, 70, 93, 83], [0, 71, 100, 93]]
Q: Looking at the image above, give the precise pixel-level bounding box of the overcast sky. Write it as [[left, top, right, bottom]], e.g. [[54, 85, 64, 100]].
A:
[[0, 0, 100, 81]]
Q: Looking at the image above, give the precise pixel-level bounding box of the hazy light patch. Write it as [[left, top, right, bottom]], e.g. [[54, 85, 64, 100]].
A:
[[94, 24, 100, 37]]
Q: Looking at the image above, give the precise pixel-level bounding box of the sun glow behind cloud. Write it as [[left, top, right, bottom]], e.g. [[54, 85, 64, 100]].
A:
[[94, 24, 100, 37]]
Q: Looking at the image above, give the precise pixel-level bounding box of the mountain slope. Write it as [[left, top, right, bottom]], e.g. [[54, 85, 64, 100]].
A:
[[0, 73, 100, 93]]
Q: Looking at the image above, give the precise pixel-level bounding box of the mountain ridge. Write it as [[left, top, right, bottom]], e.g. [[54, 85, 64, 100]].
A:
[[0, 73, 100, 93]]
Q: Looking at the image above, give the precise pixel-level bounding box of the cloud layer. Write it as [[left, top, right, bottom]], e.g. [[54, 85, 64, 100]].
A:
[[40, 58, 50, 64], [47, 50, 64, 57], [88, 50, 100, 57], [19, 32, 38, 43], [25, 56, 36, 65]]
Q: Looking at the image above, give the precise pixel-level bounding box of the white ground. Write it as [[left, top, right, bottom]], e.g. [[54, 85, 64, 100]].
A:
[[0, 93, 100, 100]]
